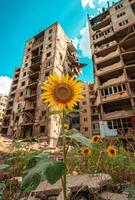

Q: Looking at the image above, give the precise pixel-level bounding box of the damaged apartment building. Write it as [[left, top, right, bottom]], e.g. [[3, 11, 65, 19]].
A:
[[1, 22, 85, 146], [88, 0, 135, 137]]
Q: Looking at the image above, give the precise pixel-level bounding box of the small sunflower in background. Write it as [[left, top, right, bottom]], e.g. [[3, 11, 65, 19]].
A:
[[64, 124, 69, 130], [83, 148, 92, 156], [91, 135, 101, 143], [77, 149, 82, 154], [41, 73, 84, 110], [107, 145, 117, 158]]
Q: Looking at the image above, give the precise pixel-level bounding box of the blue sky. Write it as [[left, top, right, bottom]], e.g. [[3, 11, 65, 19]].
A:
[[0, 0, 119, 94]]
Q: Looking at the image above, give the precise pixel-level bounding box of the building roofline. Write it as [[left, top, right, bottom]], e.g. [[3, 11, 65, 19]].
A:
[[88, 0, 122, 23]]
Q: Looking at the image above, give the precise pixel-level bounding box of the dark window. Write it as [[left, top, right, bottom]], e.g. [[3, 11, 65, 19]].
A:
[[119, 19, 129, 26], [42, 111, 46, 118], [20, 92, 23, 96], [59, 53, 63, 60], [108, 121, 113, 129], [48, 44, 52, 48], [109, 87, 113, 94], [115, 3, 123, 10], [84, 127, 88, 132], [84, 118, 87, 122], [118, 85, 122, 92], [48, 36, 52, 41], [23, 72, 26, 77], [45, 72, 49, 77], [123, 84, 126, 91], [114, 86, 117, 93], [40, 126, 45, 133], [26, 55, 29, 59], [49, 29, 53, 34], [25, 63, 28, 67], [117, 11, 126, 18], [46, 61, 51, 67], [101, 90, 104, 96], [83, 101, 86, 105], [21, 81, 25, 86], [105, 88, 108, 95], [46, 52, 51, 57], [27, 48, 31, 52]]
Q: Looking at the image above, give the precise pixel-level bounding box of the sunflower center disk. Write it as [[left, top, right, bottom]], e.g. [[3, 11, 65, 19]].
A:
[[110, 150, 115, 154], [54, 83, 73, 103]]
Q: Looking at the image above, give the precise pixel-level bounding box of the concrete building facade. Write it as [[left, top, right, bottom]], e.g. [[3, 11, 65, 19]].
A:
[[88, 0, 135, 137], [0, 95, 8, 130], [80, 82, 100, 138], [1, 23, 85, 146]]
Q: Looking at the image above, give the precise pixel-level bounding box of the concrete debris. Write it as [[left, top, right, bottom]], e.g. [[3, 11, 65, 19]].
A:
[[99, 192, 128, 200]]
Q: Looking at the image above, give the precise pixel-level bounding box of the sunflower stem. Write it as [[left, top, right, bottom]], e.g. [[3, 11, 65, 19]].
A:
[[61, 109, 68, 200]]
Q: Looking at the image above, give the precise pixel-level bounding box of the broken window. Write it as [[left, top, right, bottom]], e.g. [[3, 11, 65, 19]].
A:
[[40, 126, 45, 133], [84, 127, 88, 132], [46, 52, 51, 58]]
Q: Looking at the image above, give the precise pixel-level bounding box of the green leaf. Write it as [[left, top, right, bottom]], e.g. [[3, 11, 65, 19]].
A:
[[0, 164, 9, 170], [46, 110, 62, 116], [0, 192, 3, 200], [27, 153, 48, 170], [22, 159, 65, 193], [66, 109, 80, 115], [0, 183, 5, 190], [124, 188, 135, 194], [46, 162, 65, 184], [22, 173, 41, 193], [66, 132, 93, 149], [5, 157, 15, 164]]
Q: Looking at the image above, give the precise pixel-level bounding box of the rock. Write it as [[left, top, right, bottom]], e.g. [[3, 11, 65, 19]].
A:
[[99, 191, 128, 200], [32, 173, 112, 198], [57, 189, 71, 200], [48, 197, 57, 200]]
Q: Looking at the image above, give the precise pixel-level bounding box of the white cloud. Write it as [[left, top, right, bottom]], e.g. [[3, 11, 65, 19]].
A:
[[72, 38, 79, 49], [81, 0, 95, 8], [98, 0, 106, 4], [79, 23, 91, 58], [0, 76, 12, 95]]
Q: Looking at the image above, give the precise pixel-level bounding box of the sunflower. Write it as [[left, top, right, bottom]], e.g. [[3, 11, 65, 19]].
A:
[[83, 148, 92, 156], [107, 145, 117, 158], [64, 124, 69, 130], [41, 73, 84, 110], [77, 149, 82, 154], [91, 135, 101, 143]]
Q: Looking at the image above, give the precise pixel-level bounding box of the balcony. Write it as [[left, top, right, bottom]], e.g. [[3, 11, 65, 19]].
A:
[[31, 55, 42, 65], [27, 80, 38, 89], [92, 16, 111, 31], [102, 110, 134, 120], [24, 106, 36, 112], [95, 48, 120, 64], [93, 25, 114, 44], [25, 91, 37, 100], [101, 91, 129, 103], [28, 71, 39, 79], [95, 41, 117, 53], [32, 37, 44, 48], [100, 73, 126, 88], [30, 62, 41, 71], [96, 60, 123, 76]]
